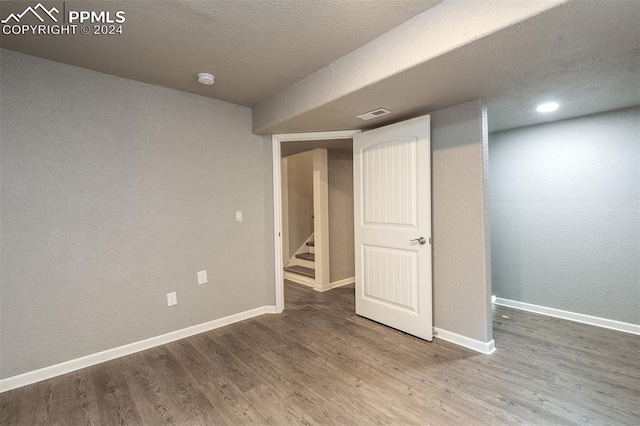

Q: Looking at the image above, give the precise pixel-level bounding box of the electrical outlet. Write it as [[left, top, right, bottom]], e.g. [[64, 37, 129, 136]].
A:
[[167, 292, 177, 306], [235, 210, 243, 222], [197, 270, 208, 285]]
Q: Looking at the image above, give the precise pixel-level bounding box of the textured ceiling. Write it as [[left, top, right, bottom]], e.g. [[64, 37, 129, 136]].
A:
[[1, 0, 637, 134], [0, 0, 441, 107], [251, 0, 640, 134]]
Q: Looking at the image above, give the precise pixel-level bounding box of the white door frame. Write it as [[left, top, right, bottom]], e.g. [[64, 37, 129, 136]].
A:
[[272, 130, 361, 312]]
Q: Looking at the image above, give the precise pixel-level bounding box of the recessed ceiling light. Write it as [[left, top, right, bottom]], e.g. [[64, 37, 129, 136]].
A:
[[536, 102, 559, 113], [197, 73, 215, 85]]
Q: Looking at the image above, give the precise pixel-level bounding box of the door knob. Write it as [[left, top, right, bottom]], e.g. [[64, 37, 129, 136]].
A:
[[410, 237, 427, 245]]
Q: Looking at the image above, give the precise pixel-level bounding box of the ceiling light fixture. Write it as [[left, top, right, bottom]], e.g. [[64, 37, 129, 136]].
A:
[[536, 102, 559, 113], [197, 73, 215, 85]]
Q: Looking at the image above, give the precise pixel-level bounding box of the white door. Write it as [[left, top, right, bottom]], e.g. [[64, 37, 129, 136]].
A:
[[353, 115, 432, 340]]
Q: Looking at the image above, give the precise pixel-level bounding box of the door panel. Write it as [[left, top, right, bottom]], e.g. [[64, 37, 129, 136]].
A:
[[363, 245, 417, 311], [363, 137, 416, 226], [354, 115, 432, 341]]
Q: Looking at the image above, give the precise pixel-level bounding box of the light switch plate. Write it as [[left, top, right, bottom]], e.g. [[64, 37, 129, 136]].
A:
[[197, 270, 208, 285], [235, 211, 243, 222], [167, 292, 177, 306]]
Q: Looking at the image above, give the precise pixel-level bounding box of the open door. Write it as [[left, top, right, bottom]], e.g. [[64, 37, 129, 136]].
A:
[[353, 115, 432, 340]]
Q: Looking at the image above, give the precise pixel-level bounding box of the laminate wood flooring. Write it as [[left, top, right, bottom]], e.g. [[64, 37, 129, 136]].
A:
[[1, 281, 639, 425]]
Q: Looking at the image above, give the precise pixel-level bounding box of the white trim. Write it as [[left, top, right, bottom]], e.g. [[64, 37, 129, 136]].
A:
[[273, 131, 361, 142], [272, 130, 361, 312], [316, 276, 356, 292], [434, 327, 496, 354], [329, 276, 356, 289], [0, 306, 274, 393], [297, 258, 315, 269], [272, 137, 284, 313], [312, 148, 330, 290], [280, 158, 290, 264], [265, 305, 279, 314], [285, 233, 315, 268], [494, 297, 640, 336], [283, 271, 316, 288]]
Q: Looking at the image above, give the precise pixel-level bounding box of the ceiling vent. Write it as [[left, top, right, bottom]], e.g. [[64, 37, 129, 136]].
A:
[[357, 108, 391, 121]]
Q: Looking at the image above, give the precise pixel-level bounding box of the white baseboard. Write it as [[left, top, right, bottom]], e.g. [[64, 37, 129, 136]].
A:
[[283, 271, 315, 287], [494, 297, 640, 336], [0, 305, 275, 393], [434, 327, 496, 354], [316, 276, 355, 292], [285, 274, 355, 292], [265, 305, 280, 314]]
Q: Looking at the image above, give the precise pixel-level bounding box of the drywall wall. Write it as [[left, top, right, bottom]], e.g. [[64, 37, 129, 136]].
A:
[[0, 50, 274, 379], [328, 150, 355, 282], [490, 107, 640, 325], [285, 151, 314, 257], [431, 100, 492, 343]]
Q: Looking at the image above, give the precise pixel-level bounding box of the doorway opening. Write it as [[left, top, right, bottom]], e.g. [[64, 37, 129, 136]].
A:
[[272, 131, 360, 312], [272, 115, 434, 344], [281, 145, 356, 291]]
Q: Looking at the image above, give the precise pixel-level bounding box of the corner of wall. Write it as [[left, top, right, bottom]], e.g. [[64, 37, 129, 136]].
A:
[[480, 100, 493, 342], [431, 99, 493, 344]]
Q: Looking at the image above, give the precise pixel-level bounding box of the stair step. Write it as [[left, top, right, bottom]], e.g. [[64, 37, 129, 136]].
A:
[[284, 265, 315, 278], [295, 252, 315, 261], [306, 240, 315, 247]]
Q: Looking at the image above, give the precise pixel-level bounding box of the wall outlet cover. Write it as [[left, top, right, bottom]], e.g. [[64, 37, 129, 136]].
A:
[[235, 211, 243, 222], [197, 270, 208, 285]]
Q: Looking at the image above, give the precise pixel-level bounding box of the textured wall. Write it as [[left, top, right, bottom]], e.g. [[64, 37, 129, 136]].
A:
[[0, 50, 274, 379], [431, 100, 492, 343], [490, 108, 640, 324], [284, 151, 314, 257], [328, 150, 355, 282]]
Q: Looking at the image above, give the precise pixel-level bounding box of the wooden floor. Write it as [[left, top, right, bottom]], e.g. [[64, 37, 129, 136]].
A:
[[2, 281, 639, 425]]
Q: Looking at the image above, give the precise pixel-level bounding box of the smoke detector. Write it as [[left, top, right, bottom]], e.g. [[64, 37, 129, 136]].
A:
[[197, 73, 215, 85]]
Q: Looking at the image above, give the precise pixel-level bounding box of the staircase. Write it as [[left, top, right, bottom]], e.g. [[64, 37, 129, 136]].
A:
[[284, 237, 316, 284]]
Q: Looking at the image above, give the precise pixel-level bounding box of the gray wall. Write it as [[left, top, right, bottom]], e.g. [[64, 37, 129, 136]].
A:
[[431, 100, 492, 343], [285, 151, 314, 257], [0, 50, 274, 379], [328, 150, 354, 282], [490, 107, 640, 325]]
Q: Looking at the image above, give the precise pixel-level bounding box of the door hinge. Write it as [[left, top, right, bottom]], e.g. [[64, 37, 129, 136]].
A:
[[429, 237, 432, 245]]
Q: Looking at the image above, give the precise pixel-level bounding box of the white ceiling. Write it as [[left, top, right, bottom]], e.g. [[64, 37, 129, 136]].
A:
[[1, 0, 638, 133], [0, 0, 441, 107]]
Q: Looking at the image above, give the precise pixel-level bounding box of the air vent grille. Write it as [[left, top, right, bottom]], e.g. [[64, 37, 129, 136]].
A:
[[356, 108, 391, 121]]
